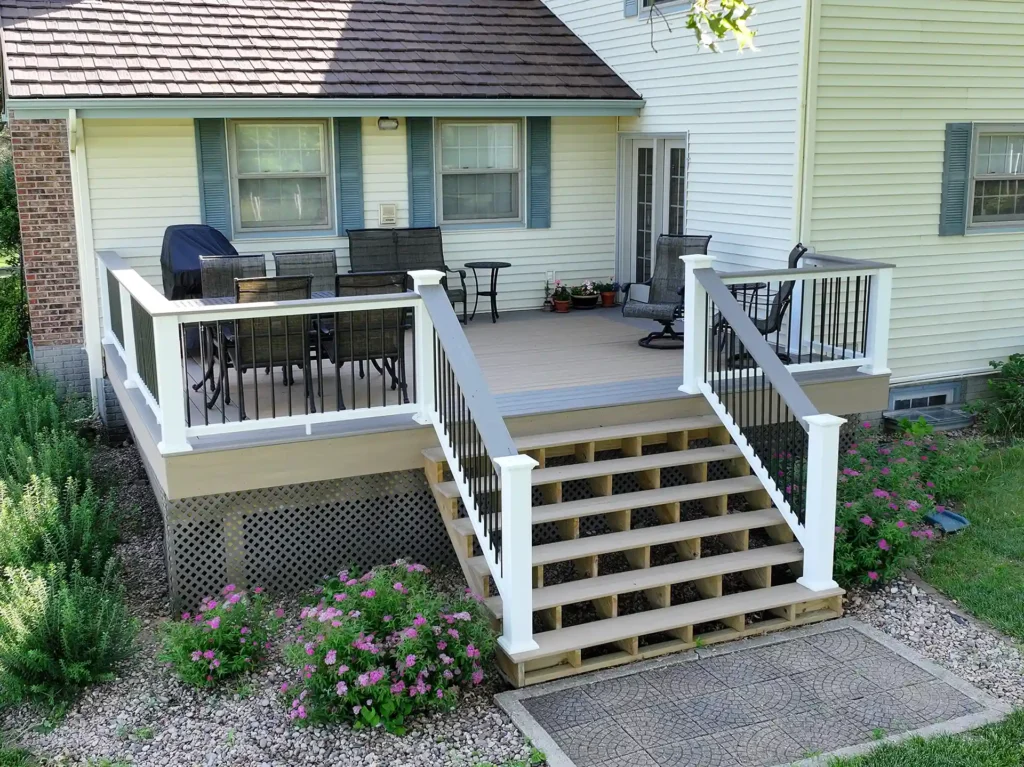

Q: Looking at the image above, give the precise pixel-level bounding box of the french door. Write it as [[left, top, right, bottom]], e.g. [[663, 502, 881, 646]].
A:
[[624, 137, 687, 284]]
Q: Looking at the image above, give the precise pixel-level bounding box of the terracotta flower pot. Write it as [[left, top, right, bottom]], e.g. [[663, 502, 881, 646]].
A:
[[553, 299, 571, 313], [600, 291, 616, 308]]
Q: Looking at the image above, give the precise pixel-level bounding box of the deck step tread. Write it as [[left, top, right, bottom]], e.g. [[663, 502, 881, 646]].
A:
[[421, 415, 722, 464], [511, 583, 845, 662], [532, 444, 743, 484], [432, 445, 747, 501], [466, 507, 786, 573], [485, 542, 804, 614], [533, 475, 763, 524]]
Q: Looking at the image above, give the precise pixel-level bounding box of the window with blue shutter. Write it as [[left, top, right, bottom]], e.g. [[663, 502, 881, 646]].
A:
[[527, 117, 551, 229], [939, 123, 972, 237], [334, 117, 364, 234], [195, 119, 233, 239], [407, 117, 436, 228]]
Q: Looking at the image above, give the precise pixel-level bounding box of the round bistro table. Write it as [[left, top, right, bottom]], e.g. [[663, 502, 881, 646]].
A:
[[464, 261, 511, 323]]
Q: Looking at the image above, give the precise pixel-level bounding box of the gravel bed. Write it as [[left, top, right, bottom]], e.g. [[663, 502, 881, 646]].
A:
[[846, 575, 1024, 708], [0, 443, 535, 767]]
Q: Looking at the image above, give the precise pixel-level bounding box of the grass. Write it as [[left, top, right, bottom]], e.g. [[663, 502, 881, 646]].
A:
[[829, 710, 1024, 766], [920, 444, 1024, 641], [474, 746, 546, 767]]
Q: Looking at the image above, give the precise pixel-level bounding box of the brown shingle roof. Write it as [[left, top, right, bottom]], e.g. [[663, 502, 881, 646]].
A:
[[0, 0, 641, 101]]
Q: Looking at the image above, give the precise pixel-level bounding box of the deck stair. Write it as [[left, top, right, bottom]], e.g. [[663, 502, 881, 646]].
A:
[[423, 414, 844, 687]]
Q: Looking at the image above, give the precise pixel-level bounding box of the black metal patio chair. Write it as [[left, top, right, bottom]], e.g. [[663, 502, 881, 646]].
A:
[[321, 272, 410, 408], [224, 276, 315, 420], [347, 227, 467, 322], [621, 234, 712, 349], [273, 250, 338, 294]]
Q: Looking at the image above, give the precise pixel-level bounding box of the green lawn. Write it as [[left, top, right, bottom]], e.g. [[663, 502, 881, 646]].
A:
[[829, 710, 1024, 766], [920, 444, 1024, 641]]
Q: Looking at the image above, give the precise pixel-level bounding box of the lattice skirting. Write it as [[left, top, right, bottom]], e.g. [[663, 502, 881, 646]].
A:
[[155, 471, 453, 612]]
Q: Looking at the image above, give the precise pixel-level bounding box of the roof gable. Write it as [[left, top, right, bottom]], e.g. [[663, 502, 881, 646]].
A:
[[0, 0, 641, 101]]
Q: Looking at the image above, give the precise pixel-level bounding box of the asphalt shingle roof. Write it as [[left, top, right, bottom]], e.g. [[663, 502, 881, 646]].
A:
[[0, 0, 641, 100]]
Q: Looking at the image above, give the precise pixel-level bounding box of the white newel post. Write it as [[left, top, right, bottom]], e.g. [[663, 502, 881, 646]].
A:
[[409, 269, 445, 425], [119, 284, 139, 388], [680, 254, 716, 395], [859, 268, 892, 376], [798, 413, 846, 592], [153, 314, 192, 453], [495, 453, 540, 655]]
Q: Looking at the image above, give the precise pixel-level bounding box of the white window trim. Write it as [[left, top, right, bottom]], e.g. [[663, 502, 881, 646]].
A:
[[226, 118, 335, 235], [967, 122, 1024, 233], [435, 118, 525, 226], [639, 0, 693, 18]]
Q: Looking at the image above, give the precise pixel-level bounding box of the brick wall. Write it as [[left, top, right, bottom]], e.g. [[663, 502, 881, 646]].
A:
[[9, 118, 82, 348]]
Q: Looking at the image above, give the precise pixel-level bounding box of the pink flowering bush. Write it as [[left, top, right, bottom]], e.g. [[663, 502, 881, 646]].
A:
[[833, 421, 985, 586], [159, 585, 281, 688], [282, 562, 495, 734]]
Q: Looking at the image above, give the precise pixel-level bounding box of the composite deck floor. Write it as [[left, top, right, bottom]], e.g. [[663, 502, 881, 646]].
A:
[[182, 309, 688, 425]]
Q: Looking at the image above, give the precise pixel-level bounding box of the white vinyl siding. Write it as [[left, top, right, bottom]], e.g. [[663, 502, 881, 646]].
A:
[[542, 0, 804, 271], [83, 115, 616, 312], [805, 0, 1024, 382]]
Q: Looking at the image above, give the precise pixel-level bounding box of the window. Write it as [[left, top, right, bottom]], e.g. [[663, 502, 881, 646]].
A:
[[228, 120, 333, 232], [667, 146, 686, 235], [438, 120, 522, 223], [888, 383, 962, 411], [970, 128, 1024, 229]]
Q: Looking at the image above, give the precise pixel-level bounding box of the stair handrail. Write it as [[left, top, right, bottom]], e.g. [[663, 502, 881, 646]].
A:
[[681, 256, 844, 593], [410, 270, 539, 655]]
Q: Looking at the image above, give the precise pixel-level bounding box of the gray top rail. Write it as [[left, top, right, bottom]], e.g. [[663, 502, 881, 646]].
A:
[[697, 268, 819, 429], [419, 283, 518, 460]]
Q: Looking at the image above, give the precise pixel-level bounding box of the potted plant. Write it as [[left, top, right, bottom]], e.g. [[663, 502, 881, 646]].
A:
[[595, 280, 620, 308], [551, 280, 572, 313], [542, 279, 554, 312], [570, 281, 600, 310]]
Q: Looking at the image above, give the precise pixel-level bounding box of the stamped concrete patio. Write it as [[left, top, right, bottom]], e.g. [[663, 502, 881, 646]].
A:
[[496, 620, 1010, 767]]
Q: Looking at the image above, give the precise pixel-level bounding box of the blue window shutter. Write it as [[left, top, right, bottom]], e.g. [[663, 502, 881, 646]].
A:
[[527, 117, 551, 229], [940, 122, 972, 236], [334, 117, 364, 234], [624, 0, 638, 16], [194, 119, 232, 239], [407, 117, 435, 227]]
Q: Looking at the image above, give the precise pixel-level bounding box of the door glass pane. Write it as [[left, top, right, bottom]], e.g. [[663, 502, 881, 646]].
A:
[[668, 147, 686, 235], [635, 147, 654, 282]]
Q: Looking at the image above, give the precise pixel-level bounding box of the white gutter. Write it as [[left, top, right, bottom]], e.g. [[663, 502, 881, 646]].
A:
[[7, 96, 645, 120]]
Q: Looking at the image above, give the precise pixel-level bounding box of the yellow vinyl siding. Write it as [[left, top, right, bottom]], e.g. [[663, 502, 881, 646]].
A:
[[83, 116, 616, 312], [805, 0, 1024, 382]]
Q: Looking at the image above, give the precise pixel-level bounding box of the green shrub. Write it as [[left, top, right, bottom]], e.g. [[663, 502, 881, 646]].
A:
[[0, 428, 92, 492], [0, 149, 20, 256], [158, 585, 279, 688], [0, 267, 27, 367], [0, 476, 118, 578], [833, 421, 986, 587], [283, 563, 495, 733], [0, 367, 90, 447], [973, 354, 1024, 438], [0, 560, 137, 705]]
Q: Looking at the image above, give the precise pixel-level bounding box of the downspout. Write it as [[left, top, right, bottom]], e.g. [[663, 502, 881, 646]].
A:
[[67, 109, 103, 402], [794, 0, 821, 244]]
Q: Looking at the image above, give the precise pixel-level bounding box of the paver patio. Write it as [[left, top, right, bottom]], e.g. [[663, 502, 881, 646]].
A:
[[496, 619, 1010, 767]]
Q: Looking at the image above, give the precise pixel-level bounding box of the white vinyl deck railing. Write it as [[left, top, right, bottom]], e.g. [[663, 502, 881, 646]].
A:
[[99, 254, 538, 653], [680, 253, 894, 592]]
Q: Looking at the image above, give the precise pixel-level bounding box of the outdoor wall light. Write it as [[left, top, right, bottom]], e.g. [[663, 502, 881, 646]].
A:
[[377, 117, 400, 131]]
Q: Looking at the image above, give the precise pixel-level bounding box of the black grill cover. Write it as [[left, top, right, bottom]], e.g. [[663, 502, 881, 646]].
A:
[[160, 224, 238, 300]]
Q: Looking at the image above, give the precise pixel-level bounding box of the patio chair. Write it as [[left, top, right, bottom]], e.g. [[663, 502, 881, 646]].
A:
[[621, 234, 712, 349], [193, 255, 268, 400], [347, 227, 467, 323], [273, 250, 338, 294], [322, 272, 410, 407], [225, 276, 315, 420], [199, 254, 266, 298]]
